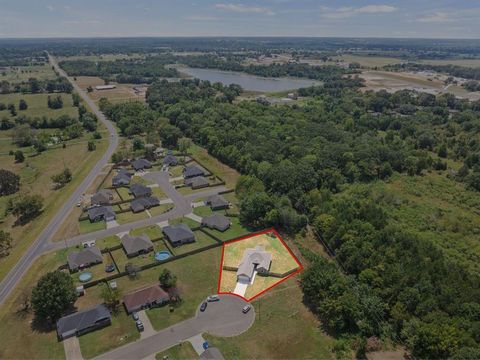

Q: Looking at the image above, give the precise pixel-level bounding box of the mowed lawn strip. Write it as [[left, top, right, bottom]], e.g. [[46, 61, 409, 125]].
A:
[[155, 342, 198, 360], [0, 93, 78, 120]]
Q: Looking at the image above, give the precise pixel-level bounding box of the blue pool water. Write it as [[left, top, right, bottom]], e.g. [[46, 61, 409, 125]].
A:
[[155, 251, 171, 261], [79, 272, 92, 282]]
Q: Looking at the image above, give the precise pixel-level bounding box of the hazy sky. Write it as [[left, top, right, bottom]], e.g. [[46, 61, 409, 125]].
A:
[[0, 0, 479, 38]]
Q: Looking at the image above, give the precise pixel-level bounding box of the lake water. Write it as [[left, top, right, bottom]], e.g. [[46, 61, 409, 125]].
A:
[[179, 67, 320, 92]]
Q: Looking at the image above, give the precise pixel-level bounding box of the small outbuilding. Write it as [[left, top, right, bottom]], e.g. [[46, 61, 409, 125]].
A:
[[121, 234, 154, 257], [56, 304, 111, 340], [123, 284, 170, 314], [163, 224, 195, 247], [67, 246, 103, 272]]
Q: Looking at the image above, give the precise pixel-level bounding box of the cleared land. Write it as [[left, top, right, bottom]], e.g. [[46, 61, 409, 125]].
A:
[[74, 76, 146, 104], [0, 64, 57, 83], [155, 342, 197, 360]]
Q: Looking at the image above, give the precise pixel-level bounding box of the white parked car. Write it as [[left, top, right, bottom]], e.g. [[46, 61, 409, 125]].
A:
[[207, 295, 220, 302]]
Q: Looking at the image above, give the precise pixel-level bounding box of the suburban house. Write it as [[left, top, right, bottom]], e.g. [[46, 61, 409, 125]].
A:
[[185, 176, 209, 189], [56, 304, 111, 340], [205, 195, 229, 210], [163, 154, 178, 166], [121, 234, 154, 257], [163, 224, 196, 247], [67, 246, 103, 272], [112, 169, 132, 187], [183, 165, 205, 179], [202, 214, 231, 232], [130, 196, 160, 213], [90, 189, 114, 206], [132, 158, 152, 171], [129, 183, 152, 198], [87, 206, 116, 222], [236, 246, 272, 284], [123, 284, 170, 314]]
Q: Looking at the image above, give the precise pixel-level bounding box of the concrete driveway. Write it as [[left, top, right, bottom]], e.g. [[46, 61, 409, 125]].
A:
[[138, 310, 155, 339], [95, 295, 254, 360], [63, 336, 83, 360]]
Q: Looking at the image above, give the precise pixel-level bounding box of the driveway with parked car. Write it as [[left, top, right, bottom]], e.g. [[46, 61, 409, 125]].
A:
[[95, 294, 255, 360]]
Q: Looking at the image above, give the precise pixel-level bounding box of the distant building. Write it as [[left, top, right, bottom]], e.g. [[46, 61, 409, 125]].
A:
[[202, 214, 231, 232], [237, 246, 272, 283], [56, 304, 111, 340], [183, 165, 205, 179], [121, 234, 154, 257], [130, 197, 160, 213], [163, 154, 178, 167], [129, 183, 152, 198], [185, 176, 209, 189], [112, 169, 132, 187], [95, 85, 116, 91], [67, 246, 103, 272], [123, 284, 170, 314], [131, 158, 152, 171], [205, 195, 229, 210], [163, 224, 195, 247]]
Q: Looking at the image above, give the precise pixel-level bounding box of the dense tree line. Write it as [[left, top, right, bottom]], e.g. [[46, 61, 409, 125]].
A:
[[386, 62, 480, 81], [0, 77, 72, 94]]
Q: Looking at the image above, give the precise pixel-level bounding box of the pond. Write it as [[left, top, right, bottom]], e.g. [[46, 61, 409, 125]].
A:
[[179, 67, 320, 92]]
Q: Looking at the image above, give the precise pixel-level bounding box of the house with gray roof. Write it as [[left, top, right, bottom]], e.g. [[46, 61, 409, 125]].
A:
[[132, 158, 152, 171], [237, 246, 272, 284], [56, 304, 111, 340], [205, 195, 229, 210], [202, 214, 231, 232], [130, 197, 160, 213], [163, 154, 178, 166], [87, 206, 115, 223], [163, 224, 195, 247], [67, 246, 103, 272], [183, 165, 205, 179], [185, 176, 209, 190], [91, 189, 114, 206], [112, 169, 132, 187], [129, 183, 152, 198], [121, 234, 154, 257]]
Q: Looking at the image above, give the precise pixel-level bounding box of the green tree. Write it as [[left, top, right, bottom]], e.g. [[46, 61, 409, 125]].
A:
[[14, 150, 24, 163], [235, 175, 265, 199], [18, 99, 28, 111], [31, 271, 76, 322], [87, 141, 96, 151], [0, 230, 12, 258], [0, 169, 20, 196], [132, 137, 145, 151], [7, 103, 16, 116], [51, 168, 72, 189], [159, 269, 177, 289], [100, 284, 121, 313], [159, 124, 182, 148], [10, 194, 43, 222], [177, 137, 192, 153]]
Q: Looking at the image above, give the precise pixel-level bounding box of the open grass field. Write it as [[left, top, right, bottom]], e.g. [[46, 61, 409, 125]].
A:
[[73, 76, 146, 104], [58, 54, 145, 62], [115, 210, 149, 224], [0, 92, 78, 120], [333, 54, 403, 67], [222, 233, 299, 274], [419, 58, 480, 68], [79, 219, 106, 234], [0, 133, 109, 283], [0, 64, 57, 84], [155, 342, 197, 360], [205, 278, 334, 359], [360, 70, 445, 93], [148, 203, 174, 216], [130, 224, 163, 239], [204, 217, 251, 242]]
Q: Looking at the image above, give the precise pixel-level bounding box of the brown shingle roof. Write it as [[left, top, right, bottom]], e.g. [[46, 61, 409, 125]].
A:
[[123, 284, 169, 313]]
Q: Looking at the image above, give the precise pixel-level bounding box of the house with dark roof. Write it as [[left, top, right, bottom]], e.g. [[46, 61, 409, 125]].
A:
[[162, 154, 178, 166], [205, 195, 229, 210], [91, 189, 114, 206], [121, 234, 154, 257], [202, 214, 231, 232], [112, 169, 132, 187], [130, 197, 160, 213], [163, 224, 195, 247], [237, 246, 272, 283], [129, 183, 152, 198], [87, 206, 116, 222], [67, 246, 103, 272], [123, 284, 170, 314], [132, 158, 152, 171], [185, 176, 209, 190], [56, 304, 111, 340], [183, 165, 205, 179]]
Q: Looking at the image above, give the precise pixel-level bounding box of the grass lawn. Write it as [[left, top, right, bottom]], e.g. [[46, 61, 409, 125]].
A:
[[0, 93, 78, 121], [130, 224, 163, 239], [171, 231, 218, 256], [0, 131, 109, 282], [155, 342, 197, 360], [145, 247, 221, 331], [116, 210, 149, 225], [204, 278, 334, 359], [110, 245, 163, 272], [177, 181, 224, 195], [151, 186, 167, 199], [168, 165, 185, 178], [78, 311, 139, 359], [223, 233, 299, 274], [169, 217, 201, 229], [148, 203, 174, 217], [0, 64, 57, 83], [116, 187, 132, 201], [71, 253, 113, 285], [192, 205, 213, 217], [79, 219, 106, 234], [95, 235, 121, 249]]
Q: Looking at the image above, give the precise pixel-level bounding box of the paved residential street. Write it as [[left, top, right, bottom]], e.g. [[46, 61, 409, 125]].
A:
[[95, 295, 254, 360], [0, 54, 119, 306]]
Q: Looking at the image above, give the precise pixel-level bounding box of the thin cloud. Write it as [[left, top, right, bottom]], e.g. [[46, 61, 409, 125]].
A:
[[416, 12, 452, 23], [215, 3, 275, 16], [185, 15, 219, 21], [320, 4, 397, 19]]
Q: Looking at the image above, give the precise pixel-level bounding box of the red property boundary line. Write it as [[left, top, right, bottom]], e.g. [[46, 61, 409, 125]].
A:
[[217, 228, 304, 303]]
